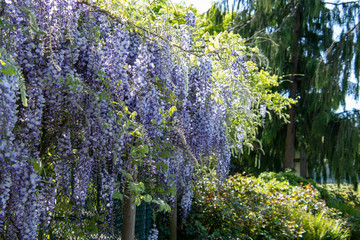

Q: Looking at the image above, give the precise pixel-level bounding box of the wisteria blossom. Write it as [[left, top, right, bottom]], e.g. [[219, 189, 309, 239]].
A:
[[0, 0, 272, 238]]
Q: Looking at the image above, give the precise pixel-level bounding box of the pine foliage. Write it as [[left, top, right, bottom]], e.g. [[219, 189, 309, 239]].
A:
[[218, 0, 360, 183]]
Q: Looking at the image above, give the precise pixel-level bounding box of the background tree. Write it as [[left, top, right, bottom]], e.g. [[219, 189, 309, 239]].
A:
[[217, 0, 360, 183]]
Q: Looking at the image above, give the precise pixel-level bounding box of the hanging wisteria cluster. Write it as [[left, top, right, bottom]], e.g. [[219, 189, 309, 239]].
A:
[[0, 0, 276, 239]]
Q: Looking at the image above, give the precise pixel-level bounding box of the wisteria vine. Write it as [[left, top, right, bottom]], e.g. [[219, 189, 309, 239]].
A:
[[0, 0, 284, 239]]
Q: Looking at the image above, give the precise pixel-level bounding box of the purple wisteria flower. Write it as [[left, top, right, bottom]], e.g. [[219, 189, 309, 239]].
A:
[[0, 0, 257, 237], [185, 11, 196, 28]]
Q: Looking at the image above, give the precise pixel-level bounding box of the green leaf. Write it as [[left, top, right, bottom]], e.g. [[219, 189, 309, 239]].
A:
[[1, 65, 17, 76], [143, 194, 152, 203], [85, 219, 99, 234], [137, 182, 145, 193], [161, 162, 169, 173], [155, 162, 169, 173], [120, 169, 133, 181], [159, 150, 172, 158], [164, 203, 171, 212], [129, 128, 143, 138], [195, 40, 203, 47], [202, 31, 211, 40], [135, 196, 141, 206], [157, 200, 171, 213], [18, 74, 28, 107], [112, 192, 123, 200], [168, 106, 177, 117], [20, 6, 32, 14], [155, 186, 165, 193], [139, 144, 149, 154], [21, 6, 41, 33]]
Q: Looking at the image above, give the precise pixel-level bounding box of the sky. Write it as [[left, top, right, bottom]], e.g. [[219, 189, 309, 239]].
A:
[[171, 0, 360, 111], [170, 0, 214, 13]]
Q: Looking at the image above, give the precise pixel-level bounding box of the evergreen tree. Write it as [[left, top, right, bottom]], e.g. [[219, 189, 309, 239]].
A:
[[218, 0, 360, 182]]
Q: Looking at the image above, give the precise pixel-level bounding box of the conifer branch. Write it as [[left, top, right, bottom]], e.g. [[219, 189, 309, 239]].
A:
[[325, 21, 360, 63], [323, 1, 359, 6], [229, 15, 256, 32]]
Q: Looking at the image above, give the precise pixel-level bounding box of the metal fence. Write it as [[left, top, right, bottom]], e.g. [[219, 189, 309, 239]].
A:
[[36, 190, 153, 240]]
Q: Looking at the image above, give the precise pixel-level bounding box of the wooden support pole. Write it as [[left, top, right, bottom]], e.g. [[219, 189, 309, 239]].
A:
[[121, 183, 137, 240], [170, 195, 177, 240]]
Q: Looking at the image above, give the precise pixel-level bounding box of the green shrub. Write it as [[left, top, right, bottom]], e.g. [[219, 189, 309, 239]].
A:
[[182, 172, 350, 239], [325, 199, 360, 239], [259, 170, 317, 187], [289, 210, 350, 240], [259, 171, 360, 239], [320, 184, 360, 207]]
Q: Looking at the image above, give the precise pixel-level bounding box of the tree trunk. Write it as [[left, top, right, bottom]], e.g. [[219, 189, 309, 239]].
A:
[[170, 196, 177, 240], [121, 183, 136, 240], [284, 2, 301, 170], [284, 81, 297, 170], [300, 148, 307, 178], [122, 165, 137, 240]]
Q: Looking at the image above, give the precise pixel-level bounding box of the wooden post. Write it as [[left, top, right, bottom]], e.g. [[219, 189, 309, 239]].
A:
[[170, 195, 177, 240]]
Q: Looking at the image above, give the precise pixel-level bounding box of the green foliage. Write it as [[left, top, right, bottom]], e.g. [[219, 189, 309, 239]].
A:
[[319, 184, 360, 239], [289, 210, 350, 240], [199, 4, 232, 36], [326, 200, 360, 239], [183, 171, 350, 240], [259, 171, 360, 206], [260, 171, 360, 239], [0, 48, 27, 107], [217, 0, 360, 183], [260, 170, 317, 187]]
